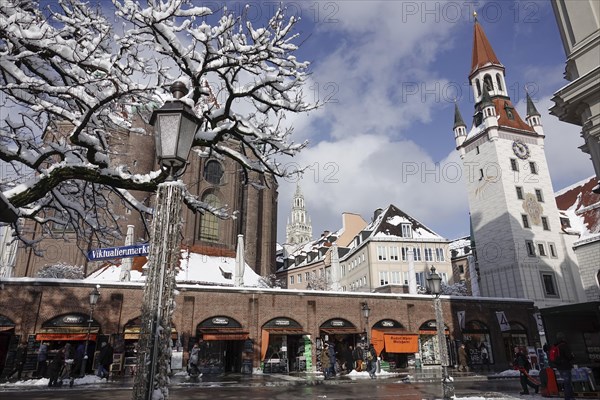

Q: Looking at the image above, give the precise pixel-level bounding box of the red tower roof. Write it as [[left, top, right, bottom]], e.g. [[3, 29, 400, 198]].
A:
[[470, 21, 503, 77]]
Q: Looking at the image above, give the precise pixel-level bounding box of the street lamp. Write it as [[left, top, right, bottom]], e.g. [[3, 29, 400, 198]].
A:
[[426, 266, 454, 399], [361, 302, 371, 344], [80, 285, 100, 377], [132, 82, 202, 400]]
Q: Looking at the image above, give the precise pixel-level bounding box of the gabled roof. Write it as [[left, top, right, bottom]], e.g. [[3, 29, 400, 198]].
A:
[[364, 204, 444, 240], [470, 20, 504, 78]]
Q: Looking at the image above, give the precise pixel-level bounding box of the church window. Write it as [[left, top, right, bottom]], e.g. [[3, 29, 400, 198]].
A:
[[204, 160, 224, 184], [548, 243, 557, 258], [199, 193, 220, 242], [510, 158, 519, 172], [529, 162, 538, 174], [541, 272, 559, 297], [535, 189, 544, 202], [537, 243, 547, 257], [526, 240, 535, 256], [475, 79, 482, 96], [496, 73, 503, 91], [541, 216, 550, 231], [522, 214, 531, 229], [516, 186, 523, 200], [483, 74, 493, 92]]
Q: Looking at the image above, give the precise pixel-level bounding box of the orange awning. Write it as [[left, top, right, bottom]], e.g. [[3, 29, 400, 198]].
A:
[[36, 333, 97, 341], [384, 334, 419, 353]]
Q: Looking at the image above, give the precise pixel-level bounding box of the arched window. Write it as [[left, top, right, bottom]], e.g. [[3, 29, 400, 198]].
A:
[[496, 73, 503, 91], [199, 193, 220, 242], [204, 160, 223, 185], [475, 79, 482, 96], [483, 74, 493, 92]]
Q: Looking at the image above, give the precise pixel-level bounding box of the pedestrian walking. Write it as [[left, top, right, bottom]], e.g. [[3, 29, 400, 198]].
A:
[[7, 342, 27, 381], [47, 348, 65, 387], [96, 342, 113, 380], [353, 343, 364, 372], [513, 347, 539, 395], [366, 343, 377, 379], [321, 343, 331, 380], [327, 341, 337, 377], [342, 345, 354, 372], [188, 343, 200, 377], [36, 342, 49, 378], [458, 343, 469, 372], [480, 343, 490, 371], [550, 333, 575, 400]]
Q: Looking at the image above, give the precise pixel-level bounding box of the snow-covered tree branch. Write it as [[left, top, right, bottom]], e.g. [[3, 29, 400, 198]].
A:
[[0, 0, 317, 246]]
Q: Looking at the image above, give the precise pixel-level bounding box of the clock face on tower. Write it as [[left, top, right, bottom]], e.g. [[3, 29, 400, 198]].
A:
[[512, 140, 530, 160]]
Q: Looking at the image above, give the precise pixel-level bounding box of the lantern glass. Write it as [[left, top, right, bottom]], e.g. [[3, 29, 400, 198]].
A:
[[362, 303, 370, 319], [427, 266, 442, 295], [89, 288, 100, 306]]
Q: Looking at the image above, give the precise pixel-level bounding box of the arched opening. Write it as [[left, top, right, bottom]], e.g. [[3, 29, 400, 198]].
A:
[[460, 320, 494, 368], [194, 316, 249, 374], [418, 320, 452, 366], [496, 73, 503, 91], [484, 74, 494, 92], [475, 79, 482, 96]]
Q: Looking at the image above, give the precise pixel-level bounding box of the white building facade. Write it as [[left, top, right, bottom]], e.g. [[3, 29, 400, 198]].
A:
[[453, 19, 586, 308]]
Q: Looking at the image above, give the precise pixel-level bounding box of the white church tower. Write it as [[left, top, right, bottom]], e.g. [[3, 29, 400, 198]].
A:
[[285, 183, 313, 245], [453, 16, 585, 308]]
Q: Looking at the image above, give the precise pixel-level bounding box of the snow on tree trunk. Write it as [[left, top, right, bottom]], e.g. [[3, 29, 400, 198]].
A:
[[132, 182, 183, 400]]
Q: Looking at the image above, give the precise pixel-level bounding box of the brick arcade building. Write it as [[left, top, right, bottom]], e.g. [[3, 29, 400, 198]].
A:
[[0, 280, 540, 378]]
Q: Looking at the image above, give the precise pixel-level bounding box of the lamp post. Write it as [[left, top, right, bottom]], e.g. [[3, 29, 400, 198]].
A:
[[80, 285, 100, 377], [426, 266, 454, 399], [361, 302, 371, 344], [132, 82, 202, 400]]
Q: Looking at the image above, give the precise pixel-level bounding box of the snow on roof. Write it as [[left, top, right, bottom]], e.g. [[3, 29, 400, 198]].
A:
[[555, 176, 600, 237], [449, 236, 471, 250], [85, 251, 262, 286], [365, 205, 444, 240]]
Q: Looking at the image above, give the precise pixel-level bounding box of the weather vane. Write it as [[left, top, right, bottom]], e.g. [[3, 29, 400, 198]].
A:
[[473, 11, 478, 22]]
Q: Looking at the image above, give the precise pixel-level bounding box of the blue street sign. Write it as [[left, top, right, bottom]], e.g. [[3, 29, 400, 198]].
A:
[[87, 243, 150, 261]]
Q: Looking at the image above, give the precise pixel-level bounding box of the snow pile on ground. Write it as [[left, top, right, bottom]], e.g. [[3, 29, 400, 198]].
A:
[[492, 369, 539, 378], [1, 374, 105, 387]]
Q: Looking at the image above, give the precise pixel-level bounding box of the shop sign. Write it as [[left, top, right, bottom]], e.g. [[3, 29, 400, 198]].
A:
[[381, 321, 395, 327], [331, 320, 345, 327], [275, 319, 290, 326], [212, 317, 229, 325], [62, 315, 86, 324]]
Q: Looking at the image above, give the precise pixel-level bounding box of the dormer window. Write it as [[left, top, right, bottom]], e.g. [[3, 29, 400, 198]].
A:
[[504, 102, 515, 120], [401, 224, 412, 238]]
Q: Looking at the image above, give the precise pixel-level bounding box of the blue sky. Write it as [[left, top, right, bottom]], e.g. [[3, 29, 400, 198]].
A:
[[273, 0, 593, 243], [16, 0, 594, 245]]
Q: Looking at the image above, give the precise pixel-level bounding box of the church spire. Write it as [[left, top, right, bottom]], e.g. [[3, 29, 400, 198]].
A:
[[470, 18, 504, 79], [285, 182, 312, 245], [525, 92, 544, 135], [453, 103, 467, 149], [526, 92, 541, 117]]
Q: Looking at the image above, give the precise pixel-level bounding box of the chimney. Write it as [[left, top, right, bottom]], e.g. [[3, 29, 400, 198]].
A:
[[373, 208, 383, 221]]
